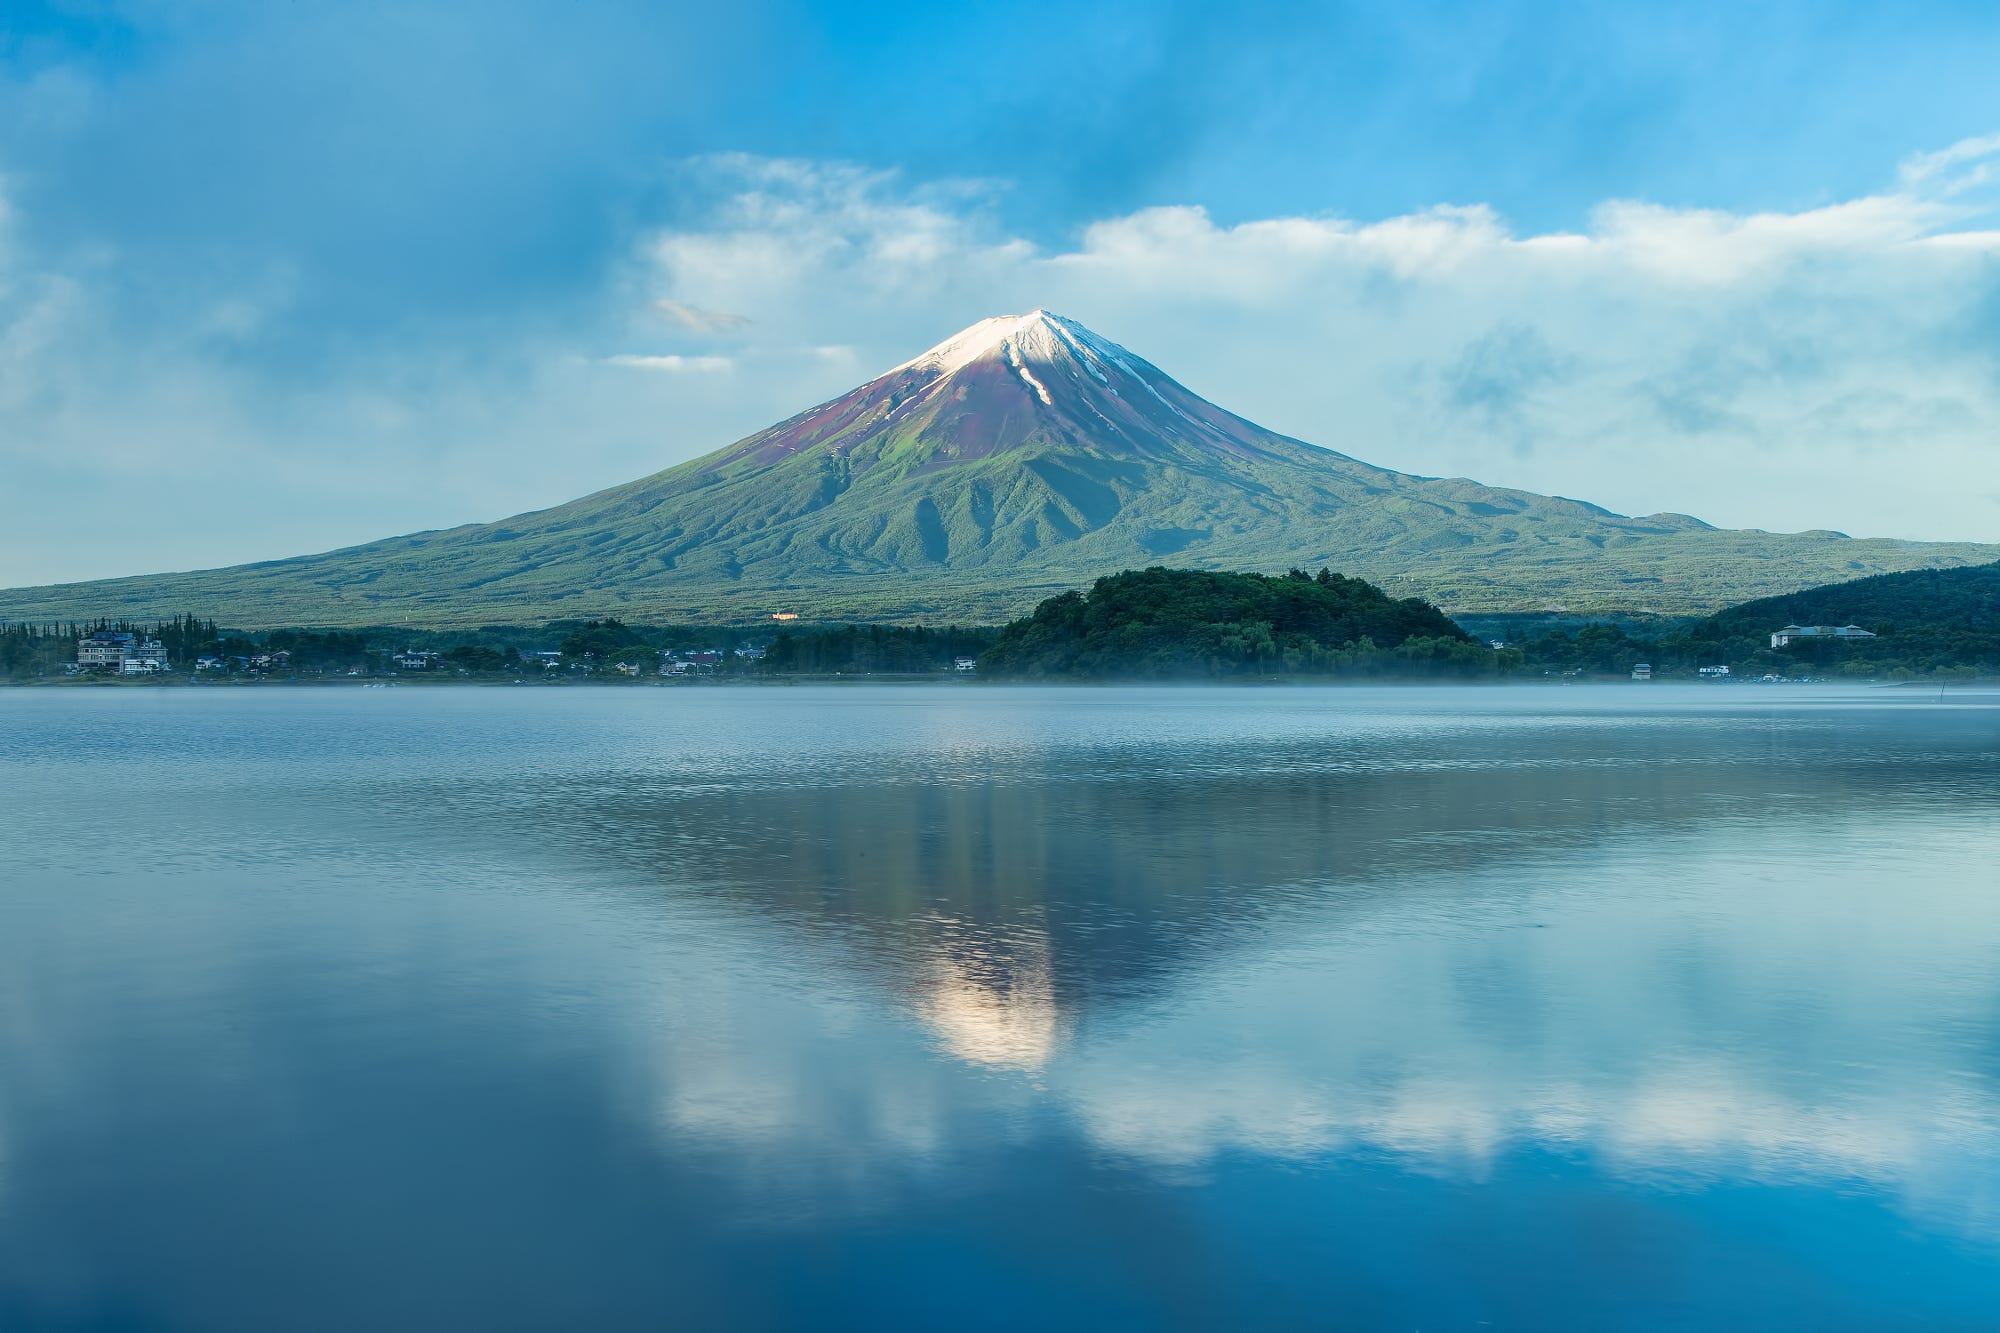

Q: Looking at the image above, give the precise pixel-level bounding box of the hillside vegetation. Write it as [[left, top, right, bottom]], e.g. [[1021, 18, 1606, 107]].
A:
[[979, 567, 1511, 678], [1700, 560, 2000, 641], [1516, 560, 2000, 678]]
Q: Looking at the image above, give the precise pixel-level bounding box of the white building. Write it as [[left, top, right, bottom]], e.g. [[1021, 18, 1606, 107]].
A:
[[77, 631, 133, 669], [78, 631, 169, 673], [953, 657, 978, 672], [1770, 624, 1877, 648]]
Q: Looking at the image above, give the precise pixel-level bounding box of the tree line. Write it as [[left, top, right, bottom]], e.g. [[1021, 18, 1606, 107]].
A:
[[9, 560, 1993, 683]]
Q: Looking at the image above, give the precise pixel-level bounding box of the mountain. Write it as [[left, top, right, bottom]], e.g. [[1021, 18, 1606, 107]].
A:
[[4, 310, 1995, 628]]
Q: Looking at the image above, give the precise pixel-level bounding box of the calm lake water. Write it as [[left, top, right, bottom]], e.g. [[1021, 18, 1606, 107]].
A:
[[2, 684, 1998, 1329]]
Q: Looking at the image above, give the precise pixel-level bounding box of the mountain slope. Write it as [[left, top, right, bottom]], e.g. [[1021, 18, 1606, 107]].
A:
[[4, 311, 1995, 628]]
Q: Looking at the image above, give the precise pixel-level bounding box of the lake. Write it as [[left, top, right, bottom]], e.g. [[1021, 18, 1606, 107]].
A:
[[2, 684, 1998, 1328]]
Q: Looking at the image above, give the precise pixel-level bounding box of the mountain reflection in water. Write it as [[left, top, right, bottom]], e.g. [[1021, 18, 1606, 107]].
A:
[[2, 685, 1997, 1328]]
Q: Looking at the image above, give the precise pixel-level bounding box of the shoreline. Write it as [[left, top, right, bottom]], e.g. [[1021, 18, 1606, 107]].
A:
[[6, 674, 1995, 690]]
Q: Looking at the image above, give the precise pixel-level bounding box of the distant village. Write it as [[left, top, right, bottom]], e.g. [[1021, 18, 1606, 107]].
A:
[[27, 620, 1896, 685], [1613, 624, 1877, 682], [49, 628, 983, 681]]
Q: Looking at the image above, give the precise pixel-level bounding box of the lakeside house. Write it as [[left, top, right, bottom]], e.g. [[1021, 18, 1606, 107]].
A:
[[954, 657, 978, 672], [77, 631, 170, 674], [392, 649, 442, 670], [1698, 665, 1731, 677], [661, 657, 717, 677], [658, 648, 727, 676], [1770, 624, 1877, 648], [1631, 663, 1652, 681]]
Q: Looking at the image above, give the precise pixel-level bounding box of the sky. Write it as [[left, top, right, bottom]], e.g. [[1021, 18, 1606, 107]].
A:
[[3, 0, 1999, 586]]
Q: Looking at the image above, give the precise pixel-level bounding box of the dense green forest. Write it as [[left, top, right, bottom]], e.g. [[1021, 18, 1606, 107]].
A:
[[544, 618, 991, 674], [764, 624, 994, 674], [978, 567, 1516, 678], [1511, 560, 2000, 679], [1693, 561, 2000, 672]]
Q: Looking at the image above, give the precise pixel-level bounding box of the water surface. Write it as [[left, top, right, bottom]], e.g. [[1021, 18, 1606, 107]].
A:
[[2, 685, 1998, 1328]]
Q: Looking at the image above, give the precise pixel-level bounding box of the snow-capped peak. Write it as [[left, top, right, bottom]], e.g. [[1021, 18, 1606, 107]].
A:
[[872, 310, 1160, 420], [890, 310, 1137, 381]]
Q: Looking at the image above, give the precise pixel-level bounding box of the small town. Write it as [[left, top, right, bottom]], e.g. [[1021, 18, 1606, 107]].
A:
[[63, 629, 780, 679], [8, 621, 994, 683], [1, 615, 1934, 686]]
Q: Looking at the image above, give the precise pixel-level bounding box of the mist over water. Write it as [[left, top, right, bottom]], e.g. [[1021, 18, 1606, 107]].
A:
[[3, 685, 1998, 1327]]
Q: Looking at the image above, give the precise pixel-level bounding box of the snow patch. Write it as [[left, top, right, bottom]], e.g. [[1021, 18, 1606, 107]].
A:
[[1005, 340, 1053, 405]]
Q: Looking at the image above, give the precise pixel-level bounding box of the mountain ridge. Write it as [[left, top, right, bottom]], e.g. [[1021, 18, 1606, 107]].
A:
[[3, 311, 1994, 628]]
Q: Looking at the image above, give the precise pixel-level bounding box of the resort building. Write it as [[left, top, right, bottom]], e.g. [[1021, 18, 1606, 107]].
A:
[[77, 631, 169, 674], [120, 646, 169, 674], [77, 631, 132, 669], [1769, 624, 1877, 648]]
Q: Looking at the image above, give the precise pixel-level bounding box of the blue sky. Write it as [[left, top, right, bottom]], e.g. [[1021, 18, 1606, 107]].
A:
[[4, 1, 1999, 585]]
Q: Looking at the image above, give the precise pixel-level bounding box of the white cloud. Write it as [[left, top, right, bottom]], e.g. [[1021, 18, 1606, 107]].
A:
[[1899, 131, 2000, 194], [605, 352, 734, 373], [651, 299, 750, 334], [638, 142, 2000, 542]]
